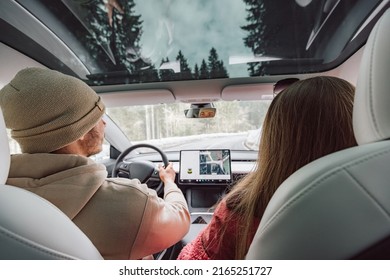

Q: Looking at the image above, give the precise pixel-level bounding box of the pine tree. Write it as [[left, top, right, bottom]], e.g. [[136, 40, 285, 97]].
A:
[[241, 0, 266, 76], [79, 0, 153, 83], [241, 0, 317, 76], [199, 59, 209, 79], [112, 0, 147, 75], [193, 64, 200, 80], [216, 60, 229, 78], [208, 47, 228, 78], [208, 47, 219, 74], [176, 51, 193, 80]]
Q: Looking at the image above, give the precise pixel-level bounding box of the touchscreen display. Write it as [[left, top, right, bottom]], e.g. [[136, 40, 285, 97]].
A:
[[179, 149, 232, 184]]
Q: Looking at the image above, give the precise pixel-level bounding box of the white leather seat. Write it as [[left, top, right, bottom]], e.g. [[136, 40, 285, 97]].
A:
[[0, 108, 103, 260], [246, 9, 390, 260]]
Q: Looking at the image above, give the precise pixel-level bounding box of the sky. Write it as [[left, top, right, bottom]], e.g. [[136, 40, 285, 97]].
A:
[[134, 0, 252, 77]]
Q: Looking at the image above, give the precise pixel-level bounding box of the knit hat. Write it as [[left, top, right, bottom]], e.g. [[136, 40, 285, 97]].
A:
[[0, 67, 105, 153]]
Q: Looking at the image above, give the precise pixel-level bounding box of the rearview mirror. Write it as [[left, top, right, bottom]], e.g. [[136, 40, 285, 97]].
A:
[[184, 107, 216, 118], [184, 103, 216, 118]]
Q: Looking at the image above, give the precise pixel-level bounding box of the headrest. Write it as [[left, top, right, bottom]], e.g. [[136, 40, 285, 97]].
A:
[[353, 9, 390, 145], [0, 108, 10, 184]]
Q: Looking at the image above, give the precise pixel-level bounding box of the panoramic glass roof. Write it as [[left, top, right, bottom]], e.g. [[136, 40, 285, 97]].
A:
[[1, 0, 388, 85]]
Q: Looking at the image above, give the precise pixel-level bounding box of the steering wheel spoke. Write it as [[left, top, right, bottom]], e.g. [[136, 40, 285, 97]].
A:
[[117, 162, 130, 176], [146, 166, 161, 181]]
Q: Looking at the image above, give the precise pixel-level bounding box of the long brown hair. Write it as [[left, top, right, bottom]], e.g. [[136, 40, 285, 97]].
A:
[[221, 76, 357, 259]]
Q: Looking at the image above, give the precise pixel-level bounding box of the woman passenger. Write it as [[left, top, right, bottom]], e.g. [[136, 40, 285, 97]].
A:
[[178, 76, 357, 260]]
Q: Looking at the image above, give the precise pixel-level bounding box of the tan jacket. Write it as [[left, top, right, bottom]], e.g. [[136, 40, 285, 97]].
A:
[[7, 153, 190, 260]]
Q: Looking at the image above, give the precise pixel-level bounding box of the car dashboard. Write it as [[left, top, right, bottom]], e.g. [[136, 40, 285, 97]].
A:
[[106, 149, 256, 210]]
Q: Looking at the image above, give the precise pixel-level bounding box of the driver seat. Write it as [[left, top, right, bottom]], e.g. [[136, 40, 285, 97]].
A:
[[246, 9, 390, 259], [0, 108, 103, 260]]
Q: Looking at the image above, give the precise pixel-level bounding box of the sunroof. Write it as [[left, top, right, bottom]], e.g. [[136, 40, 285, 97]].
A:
[[8, 0, 387, 85]]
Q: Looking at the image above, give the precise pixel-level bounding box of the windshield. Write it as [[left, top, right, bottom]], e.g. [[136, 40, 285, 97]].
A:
[[106, 100, 271, 152]]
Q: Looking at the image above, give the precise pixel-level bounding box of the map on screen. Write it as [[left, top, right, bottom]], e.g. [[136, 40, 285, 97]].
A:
[[179, 149, 232, 184]]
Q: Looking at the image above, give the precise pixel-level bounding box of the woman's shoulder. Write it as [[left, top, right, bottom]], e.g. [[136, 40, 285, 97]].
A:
[[213, 199, 234, 219]]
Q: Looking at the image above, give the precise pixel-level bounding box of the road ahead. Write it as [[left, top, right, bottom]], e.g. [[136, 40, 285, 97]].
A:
[[165, 133, 249, 151]]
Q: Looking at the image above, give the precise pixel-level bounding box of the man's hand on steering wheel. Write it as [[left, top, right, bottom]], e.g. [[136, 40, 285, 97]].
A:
[[159, 163, 176, 185]]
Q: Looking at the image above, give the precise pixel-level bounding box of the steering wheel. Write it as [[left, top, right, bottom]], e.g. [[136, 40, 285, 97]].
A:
[[111, 143, 169, 195]]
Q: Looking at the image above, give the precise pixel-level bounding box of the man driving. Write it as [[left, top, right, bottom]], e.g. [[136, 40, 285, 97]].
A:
[[0, 67, 190, 259]]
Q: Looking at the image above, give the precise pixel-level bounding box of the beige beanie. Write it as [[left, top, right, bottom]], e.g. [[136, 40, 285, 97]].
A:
[[0, 67, 105, 153]]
